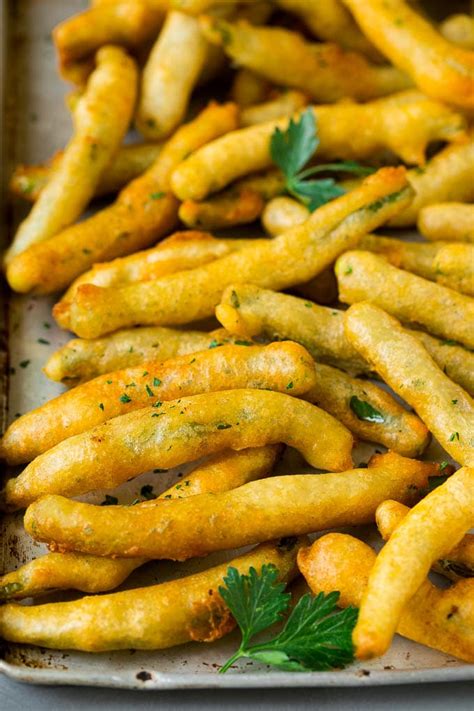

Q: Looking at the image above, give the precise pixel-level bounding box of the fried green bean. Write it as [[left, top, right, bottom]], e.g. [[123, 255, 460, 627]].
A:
[[341, 0, 474, 110], [9, 143, 163, 203], [0, 538, 304, 651], [344, 303, 474, 466], [0, 446, 279, 600], [275, 0, 382, 61], [298, 533, 474, 663], [178, 189, 265, 231], [24, 452, 434, 560], [5, 389, 353, 509], [200, 18, 412, 102], [376, 500, 474, 582], [230, 68, 270, 106], [418, 203, 474, 243], [43, 327, 238, 386], [359, 234, 474, 296], [217, 284, 369, 376], [53, 0, 167, 67], [337, 250, 474, 349], [217, 284, 474, 395], [440, 14, 474, 50], [306, 363, 430, 457], [63, 168, 412, 337], [2, 342, 316, 464], [178, 170, 285, 232], [5, 46, 138, 263], [354, 467, 474, 659], [59, 233, 265, 308], [407, 330, 474, 398], [262, 196, 309, 236], [389, 138, 474, 227], [240, 90, 308, 127], [7, 102, 238, 295], [135, 11, 209, 139], [171, 93, 465, 201]]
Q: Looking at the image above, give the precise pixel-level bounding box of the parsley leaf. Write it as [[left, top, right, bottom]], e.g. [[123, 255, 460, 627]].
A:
[[250, 592, 358, 672], [292, 177, 345, 211], [219, 565, 290, 649], [270, 108, 374, 212], [218, 564, 357, 674], [350, 396, 385, 424], [271, 110, 318, 178]]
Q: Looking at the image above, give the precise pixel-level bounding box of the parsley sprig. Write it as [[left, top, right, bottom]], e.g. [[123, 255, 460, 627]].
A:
[[270, 108, 374, 211], [218, 564, 357, 673]]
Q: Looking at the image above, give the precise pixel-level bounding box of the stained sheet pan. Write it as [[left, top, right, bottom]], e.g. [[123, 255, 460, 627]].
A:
[[0, 0, 473, 690]]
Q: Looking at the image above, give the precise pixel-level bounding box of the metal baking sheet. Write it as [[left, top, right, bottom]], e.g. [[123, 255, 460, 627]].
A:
[[0, 0, 473, 689]]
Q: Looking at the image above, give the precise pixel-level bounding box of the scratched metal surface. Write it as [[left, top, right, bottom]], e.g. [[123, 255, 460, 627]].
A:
[[0, 0, 472, 690]]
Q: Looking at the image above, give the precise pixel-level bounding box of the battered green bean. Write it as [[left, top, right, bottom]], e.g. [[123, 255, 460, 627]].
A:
[[0, 539, 304, 651], [5, 389, 353, 509], [336, 250, 474, 349], [344, 303, 474, 465], [0, 446, 279, 600], [24, 453, 434, 559], [63, 168, 412, 337], [2, 342, 316, 464]]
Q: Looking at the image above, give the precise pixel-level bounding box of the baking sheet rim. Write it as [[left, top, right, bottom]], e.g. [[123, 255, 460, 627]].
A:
[[0, 0, 473, 690]]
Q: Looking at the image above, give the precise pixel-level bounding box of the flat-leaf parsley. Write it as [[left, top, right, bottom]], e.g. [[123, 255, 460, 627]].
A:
[[270, 108, 374, 211], [218, 563, 357, 673]]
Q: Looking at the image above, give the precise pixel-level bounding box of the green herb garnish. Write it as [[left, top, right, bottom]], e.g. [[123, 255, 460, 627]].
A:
[[231, 290, 240, 308], [119, 393, 132, 404], [218, 564, 357, 673], [270, 108, 373, 212], [145, 384, 154, 397], [349, 396, 385, 423], [217, 423, 232, 430]]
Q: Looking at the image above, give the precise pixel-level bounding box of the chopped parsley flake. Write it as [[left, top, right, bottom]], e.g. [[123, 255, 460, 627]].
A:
[[231, 290, 240, 308]]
